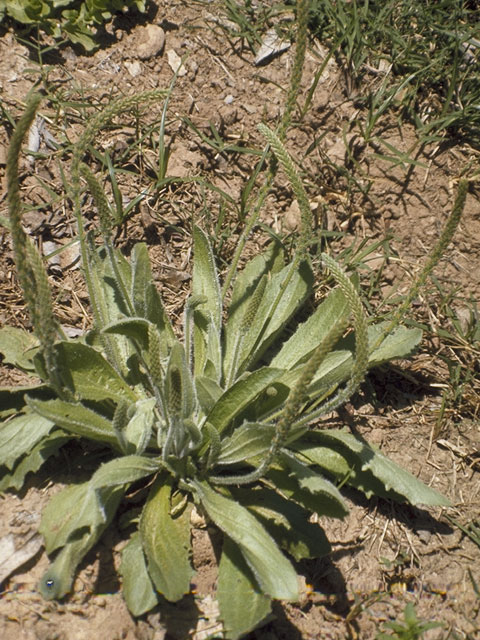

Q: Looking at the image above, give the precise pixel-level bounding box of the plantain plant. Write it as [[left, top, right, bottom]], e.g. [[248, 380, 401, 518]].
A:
[[0, 86, 467, 638]]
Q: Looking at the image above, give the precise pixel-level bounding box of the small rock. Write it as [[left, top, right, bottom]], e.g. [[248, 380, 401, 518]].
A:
[[283, 199, 302, 232], [166, 49, 187, 76], [134, 24, 165, 60], [255, 28, 291, 66], [224, 94, 234, 104], [125, 60, 142, 77]]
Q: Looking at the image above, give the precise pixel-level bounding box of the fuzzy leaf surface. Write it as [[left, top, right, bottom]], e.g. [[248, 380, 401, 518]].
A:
[[0, 383, 50, 419], [218, 536, 271, 640], [0, 413, 55, 470], [89, 455, 160, 492], [266, 467, 348, 519], [120, 531, 159, 616], [236, 260, 314, 372], [56, 341, 138, 402], [40, 482, 124, 554], [223, 242, 284, 375], [103, 317, 151, 349], [39, 487, 123, 600], [27, 397, 118, 446], [294, 430, 450, 506], [123, 398, 156, 454], [140, 477, 193, 602], [194, 481, 299, 601], [0, 326, 39, 371], [0, 431, 68, 492], [192, 226, 222, 377], [279, 451, 348, 515], [368, 323, 423, 364], [216, 422, 276, 465], [232, 486, 331, 561], [206, 368, 282, 434], [270, 288, 349, 370]]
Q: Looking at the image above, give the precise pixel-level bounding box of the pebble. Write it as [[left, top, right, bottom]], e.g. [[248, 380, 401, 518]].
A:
[[133, 24, 165, 60]]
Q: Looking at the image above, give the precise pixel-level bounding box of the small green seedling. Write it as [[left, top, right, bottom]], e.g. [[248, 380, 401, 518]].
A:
[[376, 602, 443, 640]]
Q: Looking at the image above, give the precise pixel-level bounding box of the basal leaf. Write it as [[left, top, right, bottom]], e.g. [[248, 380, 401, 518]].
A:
[[280, 451, 348, 515], [192, 226, 222, 330], [232, 486, 331, 561], [192, 226, 222, 377], [216, 422, 275, 466], [206, 368, 282, 434], [0, 412, 55, 470], [295, 430, 450, 506], [27, 397, 118, 446], [0, 383, 49, 419], [218, 536, 271, 640], [89, 455, 160, 492], [236, 260, 314, 372], [267, 466, 348, 519], [270, 288, 349, 370], [140, 477, 193, 602], [103, 317, 151, 350], [39, 482, 118, 554], [368, 323, 423, 364], [120, 531, 159, 616], [194, 480, 299, 601], [40, 529, 95, 600], [145, 283, 176, 354], [39, 487, 123, 600], [56, 341, 138, 403], [0, 430, 68, 492], [223, 242, 285, 376], [0, 326, 39, 371], [123, 398, 156, 454], [131, 243, 154, 318], [195, 375, 223, 414]]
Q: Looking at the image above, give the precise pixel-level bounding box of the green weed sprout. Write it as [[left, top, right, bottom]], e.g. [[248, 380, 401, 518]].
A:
[[376, 602, 443, 639]]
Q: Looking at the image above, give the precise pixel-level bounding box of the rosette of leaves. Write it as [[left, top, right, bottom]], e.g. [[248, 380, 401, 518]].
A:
[[0, 0, 145, 50], [0, 92, 463, 640]]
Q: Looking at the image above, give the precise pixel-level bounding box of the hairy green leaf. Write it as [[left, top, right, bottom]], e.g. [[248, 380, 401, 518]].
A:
[[0, 430, 68, 492], [0, 412, 55, 470], [140, 477, 193, 602], [0, 383, 50, 419], [216, 422, 275, 466], [267, 466, 348, 519], [123, 398, 156, 454], [40, 482, 123, 554], [270, 288, 349, 370], [206, 368, 282, 434], [232, 486, 331, 561], [192, 226, 222, 378], [89, 455, 160, 491], [194, 481, 299, 601], [218, 536, 271, 640], [27, 397, 118, 446], [294, 430, 450, 506], [236, 260, 314, 373], [0, 326, 39, 371], [120, 531, 159, 616], [56, 341, 138, 402], [39, 486, 123, 600], [368, 323, 423, 364], [103, 317, 151, 349]]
